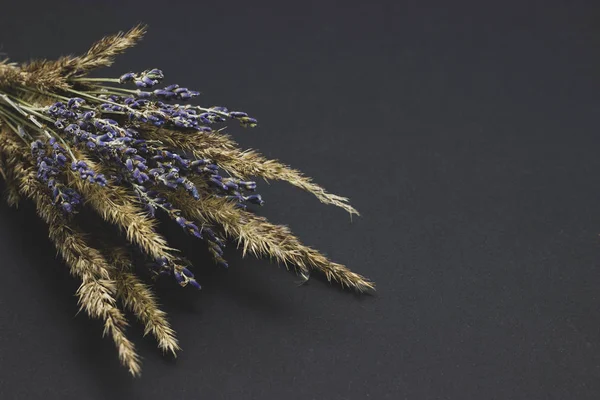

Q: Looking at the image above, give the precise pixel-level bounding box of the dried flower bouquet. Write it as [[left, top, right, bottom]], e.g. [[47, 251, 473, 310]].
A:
[[0, 25, 373, 375]]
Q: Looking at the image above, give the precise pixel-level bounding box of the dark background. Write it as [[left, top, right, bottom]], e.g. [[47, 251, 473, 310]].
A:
[[1, 0, 600, 399]]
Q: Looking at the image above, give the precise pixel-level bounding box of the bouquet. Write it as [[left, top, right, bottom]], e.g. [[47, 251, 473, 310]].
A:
[[0, 25, 373, 375]]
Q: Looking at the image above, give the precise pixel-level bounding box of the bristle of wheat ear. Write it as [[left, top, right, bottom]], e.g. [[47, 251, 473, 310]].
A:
[[13, 24, 147, 90], [63, 24, 147, 76], [107, 247, 180, 356], [5, 155, 142, 376], [169, 186, 374, 292], [0, 151, 20, 206], [143, 128, 359, 216]]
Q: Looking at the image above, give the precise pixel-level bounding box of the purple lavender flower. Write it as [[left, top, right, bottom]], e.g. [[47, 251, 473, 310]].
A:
[[119, 72, 136, 83], [120, 69, 165, 88], [31, 139, 82, 213], [111, 69, 256, 129], [149, 257, 201, 289], [45, 95, 263, 213], [71, 160, 107, 186]]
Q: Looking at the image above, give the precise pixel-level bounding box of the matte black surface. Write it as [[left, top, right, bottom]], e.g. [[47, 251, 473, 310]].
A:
[[1, 1, 600, 399]]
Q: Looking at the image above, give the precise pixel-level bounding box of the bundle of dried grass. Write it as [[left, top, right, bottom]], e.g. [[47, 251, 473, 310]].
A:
[[0, 25, 373, 375]]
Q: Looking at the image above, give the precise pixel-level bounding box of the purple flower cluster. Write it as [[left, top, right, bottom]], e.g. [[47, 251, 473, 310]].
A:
[[71, 160, 108, 186], [216, 177, 264, 209], [98, 93, 257, 131], [46, 98, 262, 208], [35, 68, 264, 286], [119, 68, 165, 88], [152, 257, 201, 289], [47, 101, 199, 199], [43, 93, 260, 274], [113, 69, 258, 129], [31, 139, 82, 213]]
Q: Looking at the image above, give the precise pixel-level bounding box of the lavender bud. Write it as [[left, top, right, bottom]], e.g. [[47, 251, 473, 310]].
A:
[[244, 194, 264, 206], [188, 279, 201, 290], [119, 72, 136, 83], [137, 90, 153, 99], [239, 181, 257, 191], [174, 271, 185, 285]]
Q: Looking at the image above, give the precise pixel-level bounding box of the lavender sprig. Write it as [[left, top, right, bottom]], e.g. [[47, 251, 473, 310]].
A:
[[134, 184, 228, 268], [152, 257, 201, 289], [31, 139, 82, 213]]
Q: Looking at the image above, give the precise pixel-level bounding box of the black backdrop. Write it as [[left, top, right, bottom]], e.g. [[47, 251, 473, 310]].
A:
[[1, 1, 600, 399]]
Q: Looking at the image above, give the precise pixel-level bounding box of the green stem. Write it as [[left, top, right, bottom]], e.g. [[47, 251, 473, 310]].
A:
[[0, 108, 32, 144], [0, 93, 77, 159], [71, 77, 121, 83], [66, 88, 127, 109], [14, 101, 53, 121], [15, 86, 70, 101], [0, 105, 31, 129], [101, 87, 139, 94]]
